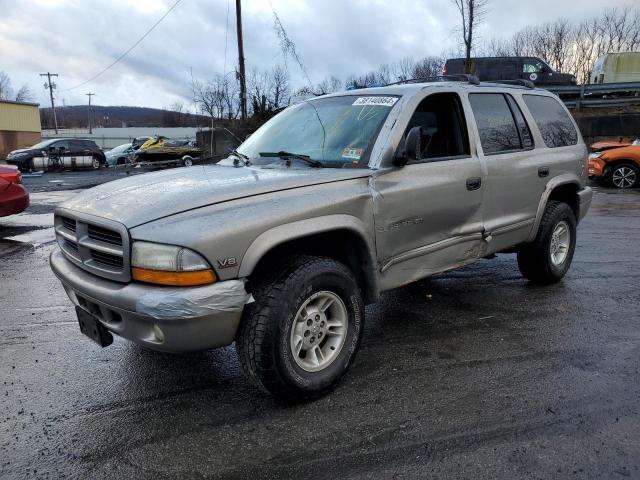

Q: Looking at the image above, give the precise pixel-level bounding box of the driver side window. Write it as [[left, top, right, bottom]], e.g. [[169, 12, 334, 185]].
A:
[[403, 92, 470, 163]]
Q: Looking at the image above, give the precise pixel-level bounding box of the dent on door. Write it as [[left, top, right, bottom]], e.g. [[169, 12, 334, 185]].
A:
[[371, 161, 486, 291]]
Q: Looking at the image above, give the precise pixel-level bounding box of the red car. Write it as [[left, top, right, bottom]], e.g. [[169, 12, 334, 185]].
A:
[[0, 165, 29, 216]]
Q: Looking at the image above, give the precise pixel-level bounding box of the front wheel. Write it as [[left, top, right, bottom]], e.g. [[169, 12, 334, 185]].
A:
[[610, 163, 638, 189], [517, 201, 577, 284], [236, 256, 364, 402], [91, 157, 100, 170]]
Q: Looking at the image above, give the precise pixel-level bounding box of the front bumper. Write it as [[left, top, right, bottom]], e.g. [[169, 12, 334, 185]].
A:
[[588, 158, 605, 178], [50, 249, 252, 352]]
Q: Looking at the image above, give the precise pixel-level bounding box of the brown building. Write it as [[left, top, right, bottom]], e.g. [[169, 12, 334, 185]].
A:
[[0, 99, 41, 159]]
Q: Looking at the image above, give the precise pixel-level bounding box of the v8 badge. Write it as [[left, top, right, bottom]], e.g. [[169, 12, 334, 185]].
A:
[[217, 257, 238, 269]]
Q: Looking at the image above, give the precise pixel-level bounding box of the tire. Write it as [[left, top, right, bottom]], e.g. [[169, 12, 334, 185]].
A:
[[236, 255, 364, 402], [183, 156, 193, 167], [91, 157, 100, 170], [610, 163, 638, 189], [517, 200, 577, 284]]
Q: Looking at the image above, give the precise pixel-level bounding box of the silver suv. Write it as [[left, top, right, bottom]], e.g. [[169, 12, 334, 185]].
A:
[[50, 79, 592, 401]]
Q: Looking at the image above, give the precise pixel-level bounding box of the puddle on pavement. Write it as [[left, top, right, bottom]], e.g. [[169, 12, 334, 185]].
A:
[[5, 228, 55, 246], [0, 213, 53, 228]]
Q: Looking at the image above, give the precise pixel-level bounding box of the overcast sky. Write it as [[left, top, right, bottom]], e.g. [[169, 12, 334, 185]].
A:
[[0, 0, 631, 110]]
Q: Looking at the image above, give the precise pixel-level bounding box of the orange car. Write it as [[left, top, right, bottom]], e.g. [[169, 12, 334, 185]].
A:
[[588, 138, 640, 189]]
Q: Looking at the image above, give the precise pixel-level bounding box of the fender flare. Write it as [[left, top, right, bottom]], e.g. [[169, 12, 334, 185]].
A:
[[238, 214, 379, 300], [527, 174, 582, 242]]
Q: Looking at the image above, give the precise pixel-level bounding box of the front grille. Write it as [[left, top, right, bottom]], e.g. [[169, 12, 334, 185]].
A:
[[61, 216, 76, 233], [91, 250, 124, 269], [54, 212, 130, 282], [88, 224, 122, 246]]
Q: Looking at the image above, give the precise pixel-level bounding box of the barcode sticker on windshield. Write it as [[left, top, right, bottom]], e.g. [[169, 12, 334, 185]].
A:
[[352, 96, 398, 107]]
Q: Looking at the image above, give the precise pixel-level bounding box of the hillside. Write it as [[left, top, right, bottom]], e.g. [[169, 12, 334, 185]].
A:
[[40, 105, 210, 129]]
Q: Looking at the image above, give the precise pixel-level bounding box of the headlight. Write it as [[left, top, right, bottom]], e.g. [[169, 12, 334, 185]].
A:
[[131, 241, 217, 286], [588, 152, 603, 159]]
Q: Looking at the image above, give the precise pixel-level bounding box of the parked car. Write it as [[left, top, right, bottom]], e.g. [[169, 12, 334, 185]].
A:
[[105, 143, 135, 166], [50, 80, 591, 401], [0, 165, 29, 216], [5, 138, 106, 172], [591, 52, 640, 84], [444, 56, 577, 86], [588, 139, 640, 188]]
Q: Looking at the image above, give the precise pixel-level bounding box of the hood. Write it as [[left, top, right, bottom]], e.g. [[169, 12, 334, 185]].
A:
[[59, 164, 371, 227], [590, 140, 632, 151], [8, 148, 33, 156]]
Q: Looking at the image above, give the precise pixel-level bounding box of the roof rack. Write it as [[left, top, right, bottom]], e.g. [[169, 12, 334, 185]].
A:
[[483, 79, 535, 89], [385, 74, 480, 86]]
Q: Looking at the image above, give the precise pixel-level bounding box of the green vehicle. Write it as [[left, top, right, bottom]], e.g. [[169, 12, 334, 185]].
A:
[[591, 52, 640, 84]]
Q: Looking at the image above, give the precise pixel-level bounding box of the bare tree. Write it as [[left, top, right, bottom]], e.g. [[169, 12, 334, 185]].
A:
[[487, 6, 640, 84], [412, 56, 445, 78], [14, 84, 35, 103], [0, 71, 14, 100], [270, 65, 290, 108], [452, 0, 488, 73], [394, 57, 416, 82]]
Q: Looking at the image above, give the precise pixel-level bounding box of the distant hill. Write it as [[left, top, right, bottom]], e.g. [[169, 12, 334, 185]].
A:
[[40, 105, 210, 129]]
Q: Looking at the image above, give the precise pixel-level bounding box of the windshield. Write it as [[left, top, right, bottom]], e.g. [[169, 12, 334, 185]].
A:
[[237, 95, 398, 168], [29, 139, 58, 150]]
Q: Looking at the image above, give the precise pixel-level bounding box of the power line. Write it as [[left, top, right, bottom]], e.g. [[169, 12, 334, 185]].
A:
[[62, 0, 182, 92]]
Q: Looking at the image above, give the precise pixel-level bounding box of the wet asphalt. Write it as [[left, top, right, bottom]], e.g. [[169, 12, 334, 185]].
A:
[[0, 174, 639, 479]]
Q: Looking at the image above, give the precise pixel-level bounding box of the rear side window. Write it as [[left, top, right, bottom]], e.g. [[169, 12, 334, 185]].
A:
[[468, 93, 521, 154], [523, 95, 578, 148], [505, 95, 533, 149]]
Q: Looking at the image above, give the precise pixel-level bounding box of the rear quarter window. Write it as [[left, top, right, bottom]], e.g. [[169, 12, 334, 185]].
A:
[[468, 93, 521, 154], [523, 95, 578, 148]]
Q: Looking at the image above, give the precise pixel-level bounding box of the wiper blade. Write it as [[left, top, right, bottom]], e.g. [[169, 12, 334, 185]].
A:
[[227, 149, 251, 166], [259, 151, 323, 168]]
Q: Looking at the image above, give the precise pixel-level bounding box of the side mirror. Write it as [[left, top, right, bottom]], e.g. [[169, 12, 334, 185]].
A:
[[394, 126, 424, 166]]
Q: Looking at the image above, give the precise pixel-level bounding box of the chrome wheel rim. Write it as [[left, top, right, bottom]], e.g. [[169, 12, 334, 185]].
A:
[[550, 220, 570, 266], [92, 158, 100, 169], [289, 291, 348, 372], [612, 166, 636, 188]]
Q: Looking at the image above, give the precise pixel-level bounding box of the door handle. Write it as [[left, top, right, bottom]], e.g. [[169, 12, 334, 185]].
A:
[[538, 166, 550, 177], [466, 177, 482, 191]]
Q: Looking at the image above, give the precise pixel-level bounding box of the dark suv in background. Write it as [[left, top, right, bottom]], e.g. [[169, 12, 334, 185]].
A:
[[444, 57, 577, 86], [5, 138, 106, 171]]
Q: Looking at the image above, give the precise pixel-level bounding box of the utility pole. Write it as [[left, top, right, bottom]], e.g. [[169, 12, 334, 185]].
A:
[[40, 73, 59, 133], [86, 92, 96, 134], [235, 0, 247, 121]]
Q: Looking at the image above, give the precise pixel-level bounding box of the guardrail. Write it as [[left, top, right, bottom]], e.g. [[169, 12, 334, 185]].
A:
[[544, 81, 640, 108]]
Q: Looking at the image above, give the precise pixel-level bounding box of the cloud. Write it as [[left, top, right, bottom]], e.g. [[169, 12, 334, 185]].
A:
[[0, 0, 627, 109]]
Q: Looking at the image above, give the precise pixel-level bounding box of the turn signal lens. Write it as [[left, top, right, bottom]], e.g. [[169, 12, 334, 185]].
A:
[[131, 241, 217, 286], [132, 267, 217, 286]]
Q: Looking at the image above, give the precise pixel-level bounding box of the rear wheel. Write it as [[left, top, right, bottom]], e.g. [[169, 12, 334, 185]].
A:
[[236, 256, 364, 402], [610, 163, 638, 189], [517, 201, 576, 284], [91, 157, 100, 170]]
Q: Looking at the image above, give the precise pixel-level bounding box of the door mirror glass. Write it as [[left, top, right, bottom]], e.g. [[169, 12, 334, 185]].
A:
[[394, 126, 438, 166], [395, 126, 422, 166]]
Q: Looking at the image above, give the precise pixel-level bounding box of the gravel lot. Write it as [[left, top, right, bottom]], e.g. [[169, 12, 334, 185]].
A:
[[1, 172, 639, 479]]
